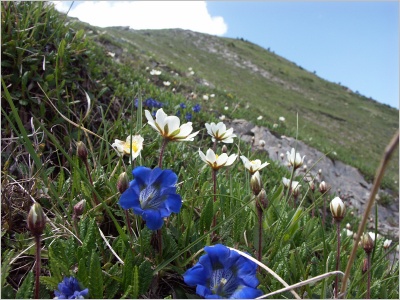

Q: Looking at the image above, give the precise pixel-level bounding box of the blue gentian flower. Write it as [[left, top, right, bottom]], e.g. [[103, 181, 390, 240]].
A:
[[192, 104, 201, 113], [183, 244, 263, 299], [176, 110, 181, 117], [54, 276, 88, 299], [185, 113, 192, 121], [119, 166, 182, 230], [180, 102, 187, 109]]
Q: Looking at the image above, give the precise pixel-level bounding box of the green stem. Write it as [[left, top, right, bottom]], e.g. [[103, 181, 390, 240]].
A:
[[257, 203, 263, 264], [212, 169, 217, 229], [83, 158, 99, 206]]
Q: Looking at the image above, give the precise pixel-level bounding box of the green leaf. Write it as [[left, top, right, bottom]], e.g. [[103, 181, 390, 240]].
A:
[[82, 218, 98, 255], [1, 249, 14, 288], [39, 276, 60, 290], [77, 257, 89, 289], [88, 252, 103, 299], [104, 264, 122, 299], [122, 249, 133, 291], [15, 271, 34, 299], [131, 265, 139, 299], [138, 260, 153, 295]]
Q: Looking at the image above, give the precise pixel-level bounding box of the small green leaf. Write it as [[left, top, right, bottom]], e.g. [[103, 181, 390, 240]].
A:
[[88, 252, 103, 299], [1, 249, 14, 288]]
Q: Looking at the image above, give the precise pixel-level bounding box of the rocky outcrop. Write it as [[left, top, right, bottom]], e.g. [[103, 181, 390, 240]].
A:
[[228, 119, 399, 238]]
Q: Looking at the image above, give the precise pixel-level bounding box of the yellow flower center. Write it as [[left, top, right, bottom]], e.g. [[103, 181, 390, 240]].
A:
[[124, 140, 139, 153]]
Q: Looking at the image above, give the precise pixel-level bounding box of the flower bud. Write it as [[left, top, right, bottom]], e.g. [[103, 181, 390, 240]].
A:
[[362, 257, 368, 274], [73, 200, 86, 217], [308, 180, 315, 192], [346, 223, 351, 230], [255, 188, 268, 211], [76, 141, 88, 161], [259, 140, 266, 148], [383, 239, 392, 249], [27, 203, 46, 235], [250, 171, 262, 196], [330, 197, 346, 221], [279, 153, 284, 160], [221, 145, 228, 154], [361, 233, 374, 253], [117, 172, 129, 194], [319, 181, 328, 193]]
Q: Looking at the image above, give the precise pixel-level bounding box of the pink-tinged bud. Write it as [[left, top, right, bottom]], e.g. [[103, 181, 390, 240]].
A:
[[117, 172, 129, 194], [309, 181, 315, 192], [319, 181, 328, 193], [256, 188, 268, 211], [250, 171, 262, 196], [362, 257, 368, 274], [27, 203, 46, 235], [361, 233, 374, 254], [222, 145, 228, 154], [76, 141, 88, 161], [73, 200, 86, 217], [330, 197, 346, 221]]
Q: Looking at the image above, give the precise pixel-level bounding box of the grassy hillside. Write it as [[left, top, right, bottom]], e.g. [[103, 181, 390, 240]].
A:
[[70, 23, 399, 191], [1, 3, 398, 299]]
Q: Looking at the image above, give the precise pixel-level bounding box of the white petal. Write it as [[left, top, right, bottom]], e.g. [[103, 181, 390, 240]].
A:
[[225, 154, 237, 166], [165, 116, 180, 135], [155, 108, 168, 129], [177, 123, 193, 137], [205, 149, 217, 163], [240, 155, 249, 165], [216, 153, 229, 166], [198, 149, 208, 164]]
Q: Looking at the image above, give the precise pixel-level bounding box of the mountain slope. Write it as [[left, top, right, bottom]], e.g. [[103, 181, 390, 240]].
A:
[[71, 22, 398, 190]]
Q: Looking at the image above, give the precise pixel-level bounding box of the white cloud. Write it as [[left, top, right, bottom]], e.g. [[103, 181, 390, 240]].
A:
[[53, 1, 227, 36]]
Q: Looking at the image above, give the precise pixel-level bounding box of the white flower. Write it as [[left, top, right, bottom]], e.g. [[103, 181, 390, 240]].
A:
[[210, 94, 215, 98], [279, 116, 285, 122], [383, 239, 392, 249], [240, 155, 269, 174], [259, 140, 266, 147], [205, 122, 236, 143], [330, 197, 346, 220], [112, 135, 144, 162], [346, 223, 351, 230], [224, 106, 229, 110], [282, 177, 291, 188], [203, 95, 209, 100], [286, 148, 305, 169], [250, 171, 262, 195], [163, 81, 171, 86], [145, 108, 199, 141], [291, 181, 301, 193], [199, 148, 237, 170], [188, 67, 193, 71], [257, 115, 263, 120], [107, 52, 115, 57], [273, 123, 278, 128], [219, 115, 226, 121], [341, 229, 353, 237], [150, 69, 162, 75], [368, 232, 382, 241]]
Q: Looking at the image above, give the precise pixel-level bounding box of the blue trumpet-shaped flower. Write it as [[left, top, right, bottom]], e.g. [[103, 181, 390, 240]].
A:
[[119, 166, 182, 230], [54, 276, 88, 299], [183, 244, 263, 299]]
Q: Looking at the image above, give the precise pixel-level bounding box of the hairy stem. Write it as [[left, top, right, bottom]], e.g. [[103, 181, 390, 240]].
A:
[[335, 220, 341, 298], [158, 138, 169, 168], [366, 252, 371, 299], [34, 234, 41, 299]]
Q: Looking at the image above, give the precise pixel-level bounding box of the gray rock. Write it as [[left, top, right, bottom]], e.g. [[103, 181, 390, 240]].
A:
[[228, 119, 399, 238]]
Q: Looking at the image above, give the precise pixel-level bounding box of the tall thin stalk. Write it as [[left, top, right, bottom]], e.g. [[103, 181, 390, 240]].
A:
[[34, 235, 41, 299], [334, 220, 341, 299], [158, 138, 169, 168], [212, 169, 217, 229], [366, 252, 371, 299], [340, 130, 398, 297]]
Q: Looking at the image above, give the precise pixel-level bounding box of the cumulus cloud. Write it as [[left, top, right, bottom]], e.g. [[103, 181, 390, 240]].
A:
[[53, 1, 227, 36]]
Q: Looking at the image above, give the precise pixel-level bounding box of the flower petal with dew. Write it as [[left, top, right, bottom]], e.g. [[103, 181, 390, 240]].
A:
[[112, 135, 143, 162], [286, 148, 305, 169], [54, 276, 88, 299], [240, 155, 269, 174], [119, 166, 182, 230], [145, 108, 199, 141], [205, 122, 237, 144], [183, 244, 263, 299], [199, 148, 237, 171]]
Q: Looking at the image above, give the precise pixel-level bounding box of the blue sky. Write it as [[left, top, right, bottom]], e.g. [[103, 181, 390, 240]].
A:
[[54, 1, 399, 108]]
